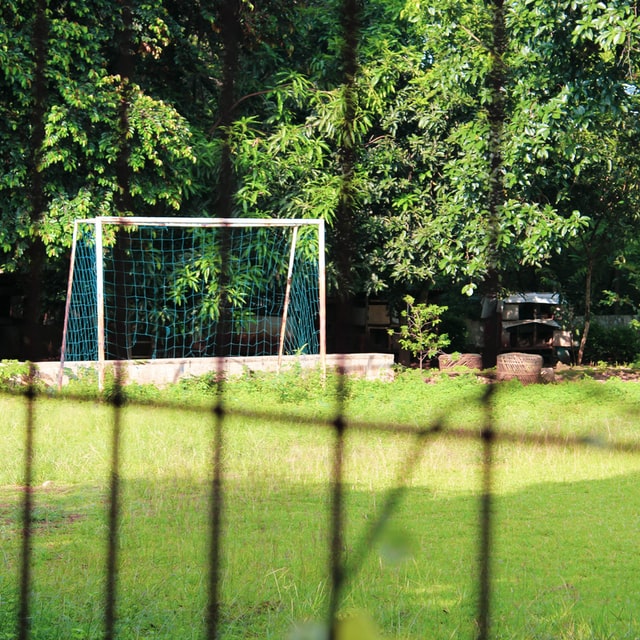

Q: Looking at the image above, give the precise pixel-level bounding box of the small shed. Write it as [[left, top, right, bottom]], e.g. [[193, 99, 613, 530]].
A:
[[499, 292, 570, 361]]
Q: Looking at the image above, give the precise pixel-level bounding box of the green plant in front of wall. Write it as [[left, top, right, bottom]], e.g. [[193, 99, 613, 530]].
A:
[[389, 296, 451, 370], [0, 360, 41, 392]]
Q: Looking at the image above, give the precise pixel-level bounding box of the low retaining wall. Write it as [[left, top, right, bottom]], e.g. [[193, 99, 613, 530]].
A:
[[35, 353, 395, 387]]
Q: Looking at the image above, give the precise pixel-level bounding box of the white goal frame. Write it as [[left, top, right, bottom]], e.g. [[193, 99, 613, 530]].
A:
[[59, 217, 326, 388]]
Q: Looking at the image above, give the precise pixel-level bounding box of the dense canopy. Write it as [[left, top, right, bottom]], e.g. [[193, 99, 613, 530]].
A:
[[2, 0, 640, 358]]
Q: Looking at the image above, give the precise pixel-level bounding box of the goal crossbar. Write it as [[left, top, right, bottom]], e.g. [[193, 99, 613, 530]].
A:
[[73, 216, 317, 228]]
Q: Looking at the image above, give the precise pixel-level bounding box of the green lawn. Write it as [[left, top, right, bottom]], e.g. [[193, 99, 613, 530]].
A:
[[2, 370, 640, 639]]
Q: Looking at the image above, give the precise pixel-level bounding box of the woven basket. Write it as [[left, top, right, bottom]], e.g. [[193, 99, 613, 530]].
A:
[[496, 352, 543, 384], [438, 353, 483, 371]]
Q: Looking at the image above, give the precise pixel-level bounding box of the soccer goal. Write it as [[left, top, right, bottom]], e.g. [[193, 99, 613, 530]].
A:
[[59, 217, 326, 382]]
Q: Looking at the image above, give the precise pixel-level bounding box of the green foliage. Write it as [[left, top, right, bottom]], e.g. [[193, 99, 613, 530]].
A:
[[389, 295, 450, 369], [3, 0, 640, 336], [236, 363, 345, 406], [581, 322, 640, 365], [267, 362, 328, 404], [169, 362, 342, 409], [0, 360, 37, 391], [0, 1, 197, 273]]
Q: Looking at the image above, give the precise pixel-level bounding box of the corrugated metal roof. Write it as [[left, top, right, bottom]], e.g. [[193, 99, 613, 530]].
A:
[[500, 292, 560, 305]]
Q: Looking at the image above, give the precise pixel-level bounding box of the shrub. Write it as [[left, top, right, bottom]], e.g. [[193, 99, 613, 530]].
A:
[[0, 360, 41, 392], [582, 322, 640, 365], [388, 296, 451, 370]]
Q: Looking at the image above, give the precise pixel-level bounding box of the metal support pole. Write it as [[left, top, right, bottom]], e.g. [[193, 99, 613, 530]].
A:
[[96, 219, 106, 391], [318, 220, 327, 378], [58, 221, 80, 390], [278, 225, 299, 371]]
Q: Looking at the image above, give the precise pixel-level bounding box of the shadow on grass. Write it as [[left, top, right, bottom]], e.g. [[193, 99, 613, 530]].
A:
[[2, 466, 640, 640]]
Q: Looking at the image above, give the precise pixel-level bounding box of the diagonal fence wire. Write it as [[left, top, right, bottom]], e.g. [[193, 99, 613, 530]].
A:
[[208, 0, 242, 637], [104, 363, 126, 640]]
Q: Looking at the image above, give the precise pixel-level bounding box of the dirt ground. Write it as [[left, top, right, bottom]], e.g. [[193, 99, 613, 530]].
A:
[[430, 363, 640, 384], [552, 363, 640, 382]]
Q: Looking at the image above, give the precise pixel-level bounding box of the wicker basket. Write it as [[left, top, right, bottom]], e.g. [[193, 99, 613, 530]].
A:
[[496, 352, 543, 384], [438, 353, 483, 371]]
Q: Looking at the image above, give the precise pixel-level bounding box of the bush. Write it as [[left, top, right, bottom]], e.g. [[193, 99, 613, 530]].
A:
[[388, 296, 450, 370], [582, 322, 640, 365], [0, 360, 41, 392]]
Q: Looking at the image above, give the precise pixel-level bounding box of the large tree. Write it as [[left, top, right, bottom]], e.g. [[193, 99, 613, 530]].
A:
[[222, 0, 583, 292], [506, 0, 640, 362], [2, 0, 640, 356], [226, 0, 640, 330], [0, 0, 198, 268]]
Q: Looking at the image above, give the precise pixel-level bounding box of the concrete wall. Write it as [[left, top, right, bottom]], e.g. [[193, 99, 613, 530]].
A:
[[35, 353, 395, 387]]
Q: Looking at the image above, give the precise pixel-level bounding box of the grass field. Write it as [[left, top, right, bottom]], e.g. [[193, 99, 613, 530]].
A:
[[2, 368, 640, 639]]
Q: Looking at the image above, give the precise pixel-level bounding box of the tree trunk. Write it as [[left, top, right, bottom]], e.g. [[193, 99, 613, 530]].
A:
[[22, 241, 46, 362], [331, 0, 361, 359], [215, 0, 240, 219], [212, 0, 241, 357], [482, 303, 500, 369], [481, 0, 506, 372], [577, 254, 594, 366], [481, 270, 501, 369]]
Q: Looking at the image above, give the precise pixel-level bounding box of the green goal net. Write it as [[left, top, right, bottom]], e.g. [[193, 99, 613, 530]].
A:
[[60, 217, 325, 364]]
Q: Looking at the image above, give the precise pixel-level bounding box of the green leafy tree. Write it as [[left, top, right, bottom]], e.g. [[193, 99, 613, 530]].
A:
[[3, 0, 640, 361], [504, 0, 640, 363], [366, 0, 640, 364], [0, 0, 197, 267], [0, 0, 202, 349], [389, 295, 450, 370], [222, 0, 603, 301]]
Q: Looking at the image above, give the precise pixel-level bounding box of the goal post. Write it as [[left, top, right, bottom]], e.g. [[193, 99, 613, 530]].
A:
[[59, 217, 326, 386]]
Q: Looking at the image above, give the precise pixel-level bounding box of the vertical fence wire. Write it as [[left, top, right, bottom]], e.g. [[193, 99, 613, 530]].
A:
[[208, 1, 241, 637], [207, 399, 225, 640], [105, 363, 125, 640], [17, 365, 38, 640], [104, 3, 133, 636], [476, 0, 506, 631], [327, 1, 362, 635], [478, 384, 496, 640], [17, 0, 48, 632], [328, 375, 348, 638]]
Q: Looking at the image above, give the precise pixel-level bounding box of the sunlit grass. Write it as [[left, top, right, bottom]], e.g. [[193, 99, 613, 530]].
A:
[[2, 370, 640, 638]]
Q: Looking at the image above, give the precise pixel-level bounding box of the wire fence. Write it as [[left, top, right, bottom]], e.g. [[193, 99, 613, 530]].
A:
[[4, 361, 640, 639]]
